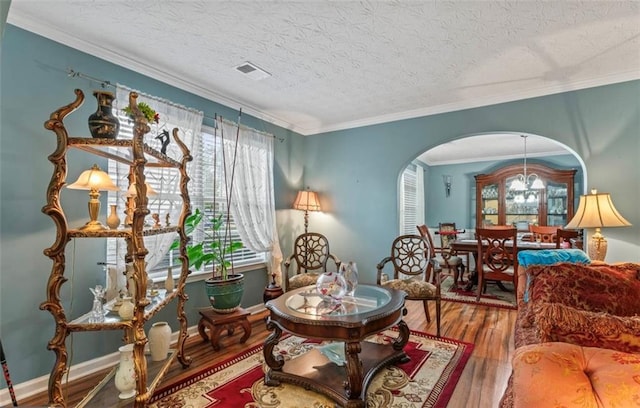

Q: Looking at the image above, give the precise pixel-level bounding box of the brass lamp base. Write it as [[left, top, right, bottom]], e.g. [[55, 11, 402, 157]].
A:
[[78, 220, 109, 231]]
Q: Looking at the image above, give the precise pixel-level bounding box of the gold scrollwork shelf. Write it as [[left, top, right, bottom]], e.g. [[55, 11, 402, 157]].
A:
[[41, 89, 192, 408], [68, 137, 181, 168], [68, 226, 180, 238]]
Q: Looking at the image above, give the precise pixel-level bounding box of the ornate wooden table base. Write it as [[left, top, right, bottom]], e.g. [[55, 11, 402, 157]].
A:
[[263, 285, 409, 408]]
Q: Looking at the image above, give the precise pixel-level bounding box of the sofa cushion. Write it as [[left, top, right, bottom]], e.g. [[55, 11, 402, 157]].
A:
[[517, 249, 590, 268], [528, 262, 640, 316], [590, 261, 640, 281], [512, 342, 640, 408], [535, 302, 640, 353], [517, 250, 590, 304]]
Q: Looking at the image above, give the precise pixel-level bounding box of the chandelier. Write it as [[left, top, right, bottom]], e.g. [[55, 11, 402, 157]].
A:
[[509, 135, 545, 191]]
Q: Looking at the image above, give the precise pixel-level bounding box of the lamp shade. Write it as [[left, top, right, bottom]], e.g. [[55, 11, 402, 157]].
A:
[[67, 164, 119, 191], [293, 190, 321, 212], [126, 182, 158, 197], [565, 189, 631, 229]]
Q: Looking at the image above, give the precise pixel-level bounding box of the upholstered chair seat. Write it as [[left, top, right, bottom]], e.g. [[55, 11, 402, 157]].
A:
[[287, 272, 320, 290], [383, 278, 437, 298]]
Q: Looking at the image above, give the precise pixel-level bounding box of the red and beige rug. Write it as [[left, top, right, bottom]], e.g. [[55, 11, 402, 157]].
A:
[[150, 329, 473, 408], [441, 274, 516, 309]]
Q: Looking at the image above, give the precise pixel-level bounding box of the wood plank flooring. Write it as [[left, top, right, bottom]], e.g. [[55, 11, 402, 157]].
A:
[[17, 299, 516, 408]]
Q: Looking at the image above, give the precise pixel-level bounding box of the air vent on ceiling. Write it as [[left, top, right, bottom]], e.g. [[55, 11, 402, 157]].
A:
[[235, 61, 271, 80]]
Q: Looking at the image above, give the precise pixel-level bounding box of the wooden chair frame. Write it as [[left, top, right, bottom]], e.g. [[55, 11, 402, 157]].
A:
[[475, 228, 518, 302], [283, 232, 341, 291], [376, 234, 441, 336], [556, 229, 583, 249], [529, 225, 558, 243]]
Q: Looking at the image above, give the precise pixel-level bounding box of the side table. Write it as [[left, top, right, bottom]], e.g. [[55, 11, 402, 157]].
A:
[[198, 308, 251, 351]]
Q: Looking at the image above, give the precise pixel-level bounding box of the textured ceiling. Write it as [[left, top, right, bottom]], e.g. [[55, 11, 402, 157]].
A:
[[7, 0, 640, 138]]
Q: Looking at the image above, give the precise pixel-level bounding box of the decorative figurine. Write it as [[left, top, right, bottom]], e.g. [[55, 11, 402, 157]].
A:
[[152, 213, 161, 229], [263, 272, 284, 303], [165, 213, 170, 227], [155, 129, 170, 155], [89, 285, 106, 323]]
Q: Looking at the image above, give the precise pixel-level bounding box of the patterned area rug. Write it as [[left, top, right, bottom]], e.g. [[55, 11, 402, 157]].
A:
[[441, 274, 516, 309], [150, 329, 473, 408]]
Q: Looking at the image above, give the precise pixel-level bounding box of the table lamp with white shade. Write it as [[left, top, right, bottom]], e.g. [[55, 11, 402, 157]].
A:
[[67, 164, 120, 231], [564, 189, 631, 261]]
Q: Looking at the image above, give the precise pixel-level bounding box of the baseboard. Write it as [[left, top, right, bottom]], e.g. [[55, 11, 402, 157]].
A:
[[0, 305, 268, 406]]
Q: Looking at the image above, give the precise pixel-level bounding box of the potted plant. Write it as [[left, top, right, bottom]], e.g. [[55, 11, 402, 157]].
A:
[[170, 207, 244, 313], [122, 102, 160, 123]]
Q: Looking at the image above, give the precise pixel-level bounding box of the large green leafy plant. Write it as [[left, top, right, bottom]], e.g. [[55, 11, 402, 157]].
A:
[[170, 208, 243, 280]]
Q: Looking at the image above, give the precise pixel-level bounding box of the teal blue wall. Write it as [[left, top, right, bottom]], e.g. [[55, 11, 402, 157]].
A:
[[1, 23, 639, 391], [423, 155, 583, 228]]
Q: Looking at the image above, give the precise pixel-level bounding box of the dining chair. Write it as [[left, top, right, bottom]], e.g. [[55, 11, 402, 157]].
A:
[[475, 227, 518, 302], [417, 224, 465, 287], [530, 225, 558, 243], [556, 229, 582, 249], [376, 234, 441, 337], [283, 232, 341, 291]]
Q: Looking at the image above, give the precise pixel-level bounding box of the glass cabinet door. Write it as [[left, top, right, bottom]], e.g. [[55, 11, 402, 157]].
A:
[[505, 175, 540, 229], [546, 182, 569, 226], [474, 164, 576, 230], [480, 183, 499, 227]]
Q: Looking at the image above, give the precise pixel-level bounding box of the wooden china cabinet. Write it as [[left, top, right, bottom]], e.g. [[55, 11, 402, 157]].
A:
[[41, 89, 192, 407], [475, 163, 576, 231]]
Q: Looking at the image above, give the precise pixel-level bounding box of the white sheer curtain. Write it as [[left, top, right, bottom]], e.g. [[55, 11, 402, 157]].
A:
[[111, 84, 204, 275], [218, 117, 283, 284]]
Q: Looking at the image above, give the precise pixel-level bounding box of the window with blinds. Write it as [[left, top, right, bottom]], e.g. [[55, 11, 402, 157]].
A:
[[181, 126, 266, 271], [400, 163, 425, 235], [106, 120, 266, 281], [400, 164, 418, 234]]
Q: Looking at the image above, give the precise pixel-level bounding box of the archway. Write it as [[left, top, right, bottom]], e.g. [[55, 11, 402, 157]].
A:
[[399, 132, 587, 234]]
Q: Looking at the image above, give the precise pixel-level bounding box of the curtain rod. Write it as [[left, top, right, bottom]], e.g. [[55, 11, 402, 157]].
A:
[[67, 68, 283, 142]]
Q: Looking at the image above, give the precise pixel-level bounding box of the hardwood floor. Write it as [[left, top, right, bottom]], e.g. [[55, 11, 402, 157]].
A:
[[17, 300, 516, 408]]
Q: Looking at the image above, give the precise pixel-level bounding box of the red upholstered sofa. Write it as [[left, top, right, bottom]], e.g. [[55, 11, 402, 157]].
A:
[[500, 252, 640, 408]]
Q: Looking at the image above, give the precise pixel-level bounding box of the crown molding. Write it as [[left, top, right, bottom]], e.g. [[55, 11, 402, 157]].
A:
[[308, 71, 640, 136]]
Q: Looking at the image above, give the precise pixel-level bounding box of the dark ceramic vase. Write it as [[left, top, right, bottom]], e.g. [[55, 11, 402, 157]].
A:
[[88, 90, 120, 138]]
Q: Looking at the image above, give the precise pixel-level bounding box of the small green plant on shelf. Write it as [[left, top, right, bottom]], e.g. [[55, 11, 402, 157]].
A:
[[122, 102, 160, 123], [169, 208, 243, 280]]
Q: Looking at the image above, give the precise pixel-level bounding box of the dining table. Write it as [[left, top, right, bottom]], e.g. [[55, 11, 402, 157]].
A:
[[450, 239, 556, 291]]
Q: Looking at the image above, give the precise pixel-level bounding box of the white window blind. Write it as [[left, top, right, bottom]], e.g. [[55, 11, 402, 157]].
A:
[[400, 164, 424, 235], [106, 118, 266, 281]]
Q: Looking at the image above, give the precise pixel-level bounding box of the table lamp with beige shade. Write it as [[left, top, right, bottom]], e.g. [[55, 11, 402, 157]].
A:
[[564, 189, 631, 261], [67, 164, 120, 231], [124, 181, 158, 226]]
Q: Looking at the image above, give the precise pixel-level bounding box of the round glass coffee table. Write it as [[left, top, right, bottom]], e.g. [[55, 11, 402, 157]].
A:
[[263, 284, 409, 408]]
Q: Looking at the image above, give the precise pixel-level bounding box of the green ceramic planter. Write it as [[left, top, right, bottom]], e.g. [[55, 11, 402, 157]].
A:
[[205, 273, 244, 313]]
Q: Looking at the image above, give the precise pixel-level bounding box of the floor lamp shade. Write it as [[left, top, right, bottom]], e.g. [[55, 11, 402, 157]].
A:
[[565, 189, 631, 261], [293, 190, 321, 212], [293, 190, 321, 234]]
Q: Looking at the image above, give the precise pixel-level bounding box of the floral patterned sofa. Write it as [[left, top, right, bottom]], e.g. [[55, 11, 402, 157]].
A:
[[499, 249, 640, 407]]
